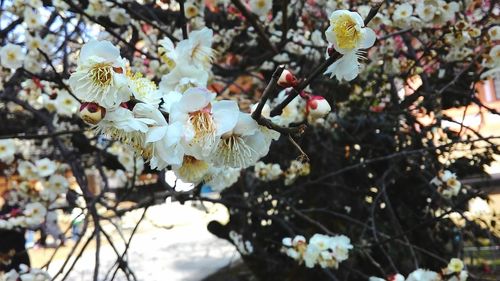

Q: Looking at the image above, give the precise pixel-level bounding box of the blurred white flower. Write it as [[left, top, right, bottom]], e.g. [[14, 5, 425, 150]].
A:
[[254, 161, 282, 181], [110, 7, 130, 25], [47, 174, 69, 195], [369, 274, 405, 281], [204, 167, 241, 192], [447, 258, 464, 273], [159, 64, 209, 94], [0, 139, 16, 164], [430, 170, 461, 198], [35, 158, 57, 177], [249, 0, 272, 18], [0, 43, 25, 70], [406, 269, 440, 281], [55, 89, 79, 116], [282, 233, 352, 269], [393, 3, 413, 22], [176, 27, 215, 71], [488, 26, 500, 41], [23, 8, 43, 29], [18, 160, 38, 179], [24, 202, 47, 227]]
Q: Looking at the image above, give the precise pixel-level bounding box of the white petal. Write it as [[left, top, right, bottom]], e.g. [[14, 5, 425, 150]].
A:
[[360, 28, 377, 49], [178, 87, 214, 112], [233, 113, 259, 136], [165, 122, 184, 146], [161, 91, 182, 113], [146, 126, 167, 143], [212, 100, 240, 135], [133, 103, 166, 125], [80, 40, 120, 63]]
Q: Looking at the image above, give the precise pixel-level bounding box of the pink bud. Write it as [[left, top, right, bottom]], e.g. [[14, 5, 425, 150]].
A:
[[306, 96, 331, 121], [79, 102, 106, 125], [278, 69, 298, 88]]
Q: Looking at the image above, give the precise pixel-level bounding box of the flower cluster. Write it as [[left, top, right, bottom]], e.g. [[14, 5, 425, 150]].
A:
[[0, 264, 51, 281], [0, 158, 68, 230], [370, 258, 468, 281], [229, 230, 254, 255], [430, 170, 462, 198], [282, 233, 353, 269], [69, 28, 283, 190], [254, 160, 310, 185]]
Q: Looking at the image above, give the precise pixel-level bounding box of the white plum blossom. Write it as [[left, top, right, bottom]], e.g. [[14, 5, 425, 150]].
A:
[[254, 161, 282, 181], [69, 40, 131, 108], [128, 74, 163, 106], [488, 26, 500, 41], [416, 0, 459, 24], [95, 106, 156, 156], [393, 3, 413, 22], [176, 27, 215, 71], [23, 8, 43, 29], [55, 89, 79, 116], [24, 202, 47, 227], [0, 139, 16, 164], [271, 89, 305, 126], [0, 43, 25, 70], [172, 155, 210, 184], [209, 112, 268, 168], [18, 160, 38, 179], [134, 103, 185, 168], [169, 87, 237, 160], [249, 0, 273, 18], [430, 170, 462, 198], [324, 10, 376, 81], [282, 233, 353, 269], [159, 64, 209, 94], [35, 158, 58, 177], [109, 7, 130, 25]]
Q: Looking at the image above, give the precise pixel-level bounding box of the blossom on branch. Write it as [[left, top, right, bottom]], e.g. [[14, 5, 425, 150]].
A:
[[324, 10, 376, 81]]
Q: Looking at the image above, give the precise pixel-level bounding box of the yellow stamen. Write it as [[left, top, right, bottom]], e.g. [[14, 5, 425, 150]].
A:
[[89, 63, 113, 88], [332, 14, 362, 50]]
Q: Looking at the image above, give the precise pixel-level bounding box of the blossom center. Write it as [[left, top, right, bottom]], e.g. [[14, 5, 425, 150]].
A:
[[189, 110, 215, 143], [256, 0, 266, 9], [89, 63, 113, 88], [7, 52, 16, 61], [332, 14, 362, 50]]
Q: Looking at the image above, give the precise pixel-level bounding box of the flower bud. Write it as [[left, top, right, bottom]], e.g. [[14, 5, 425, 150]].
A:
[[306, 96, 331, 121], [278, 69, 298, 88], [79, 102, 106, 125]]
